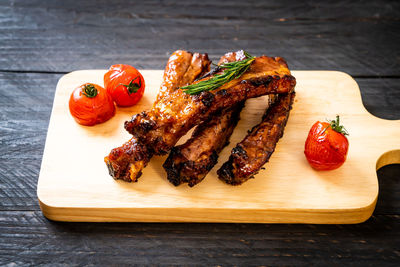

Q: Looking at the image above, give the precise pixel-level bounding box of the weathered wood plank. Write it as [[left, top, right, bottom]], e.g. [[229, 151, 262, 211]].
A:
[[0, 0, 399, 75], [0, 73, 58, 160], [0, 73, 58, 211], [0, 212, 399, 265], [356, 78, 400, 120]]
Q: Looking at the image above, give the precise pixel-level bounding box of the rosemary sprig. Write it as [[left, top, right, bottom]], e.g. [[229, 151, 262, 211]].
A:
[[181, 51, 255, 95]]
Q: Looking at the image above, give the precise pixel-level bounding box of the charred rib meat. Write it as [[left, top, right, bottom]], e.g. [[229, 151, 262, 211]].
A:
[[163, 102, 244, 187], [217, 92, 296, 185], [162, 51, 249, 187], [157, 50, 211, 101], [105, 50, 211, 182], [106, 52, 296, 183], [125, 56, 296, 157]]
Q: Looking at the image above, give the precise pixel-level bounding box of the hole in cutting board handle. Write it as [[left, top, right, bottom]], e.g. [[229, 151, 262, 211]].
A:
[[374, 151, 400, 215], [376, 150, 400, 170], [356, 78, 400, 121]]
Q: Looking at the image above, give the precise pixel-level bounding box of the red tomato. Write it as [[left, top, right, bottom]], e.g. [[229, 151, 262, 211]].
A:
[[69, 83, 115, 126], [304, 115, 349, 170], [104, 64, 145, 107]]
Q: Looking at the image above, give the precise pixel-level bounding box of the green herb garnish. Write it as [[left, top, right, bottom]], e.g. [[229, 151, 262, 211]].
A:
[[181, 51, 255, 95]]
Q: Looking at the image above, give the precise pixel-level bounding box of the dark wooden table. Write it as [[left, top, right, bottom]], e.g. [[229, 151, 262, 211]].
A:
[[1, 1, 399, 265]]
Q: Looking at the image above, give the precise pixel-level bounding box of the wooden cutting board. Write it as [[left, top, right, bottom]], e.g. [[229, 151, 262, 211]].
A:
[[37, 70, 400, 223]]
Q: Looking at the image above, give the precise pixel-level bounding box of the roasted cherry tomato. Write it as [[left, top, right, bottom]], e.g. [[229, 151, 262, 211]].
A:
[[69, 83, 115, 126], [304, 115, 349, 170], [104, 64, 145, 107]]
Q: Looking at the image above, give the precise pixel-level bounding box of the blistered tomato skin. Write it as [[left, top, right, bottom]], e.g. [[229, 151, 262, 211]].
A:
[[304, 121, 349, 170], [104, 64, 145, 107], [69, 83, 115, 126]]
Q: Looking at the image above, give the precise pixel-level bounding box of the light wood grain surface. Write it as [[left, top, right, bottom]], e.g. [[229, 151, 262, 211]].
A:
[[37, 70, 400, 223]]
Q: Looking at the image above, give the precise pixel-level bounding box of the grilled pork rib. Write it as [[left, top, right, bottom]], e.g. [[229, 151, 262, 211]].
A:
[[162, 51, 248, 187], [157, 50, 211, 101], [217, 92, 296, 185], [163, 102, 244, 187], [125, 56, 296, 157], [106, 53, 296, 183], [105, 50, 211, 181]]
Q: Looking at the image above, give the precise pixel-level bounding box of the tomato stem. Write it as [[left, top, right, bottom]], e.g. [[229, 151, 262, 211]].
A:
[[82, 84, 98, 98], [119, 76, 141, 94], [328, 115, 349, 136]]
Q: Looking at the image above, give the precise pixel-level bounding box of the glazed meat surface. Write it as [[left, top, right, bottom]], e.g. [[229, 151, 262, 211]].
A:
[[162, 51, 249, 187], [157, 50, 211, 101], [163, 102, 244, 187], [217, 92, 296, 185], [125, 56, 296, 156], [104, 137, 150, 182], [105, 50, 211, 181]]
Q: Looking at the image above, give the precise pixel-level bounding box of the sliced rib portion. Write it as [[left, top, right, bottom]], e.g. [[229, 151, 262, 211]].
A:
[[125, 56, 296, 157], [163, 102, 244, 187], [157, 50, 211, 101], [217, 92, 296, 185], [162, 50, 249, 187], [105, 50, 211, 182], [105, 137, 150, 182]]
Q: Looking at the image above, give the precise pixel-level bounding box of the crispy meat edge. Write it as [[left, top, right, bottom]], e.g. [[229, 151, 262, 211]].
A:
[[163, 102, 245, 187], [217, 91, 296, 185]]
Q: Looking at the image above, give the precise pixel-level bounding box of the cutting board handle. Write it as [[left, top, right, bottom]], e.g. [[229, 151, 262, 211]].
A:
[[376, 150, 400, 170]]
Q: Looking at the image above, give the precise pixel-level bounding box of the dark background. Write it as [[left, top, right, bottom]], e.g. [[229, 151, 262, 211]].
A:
[[0, 0, 399, 266]]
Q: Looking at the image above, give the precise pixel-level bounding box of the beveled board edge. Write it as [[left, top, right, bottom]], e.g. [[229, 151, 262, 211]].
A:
[[38, 196, 377, 224]]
